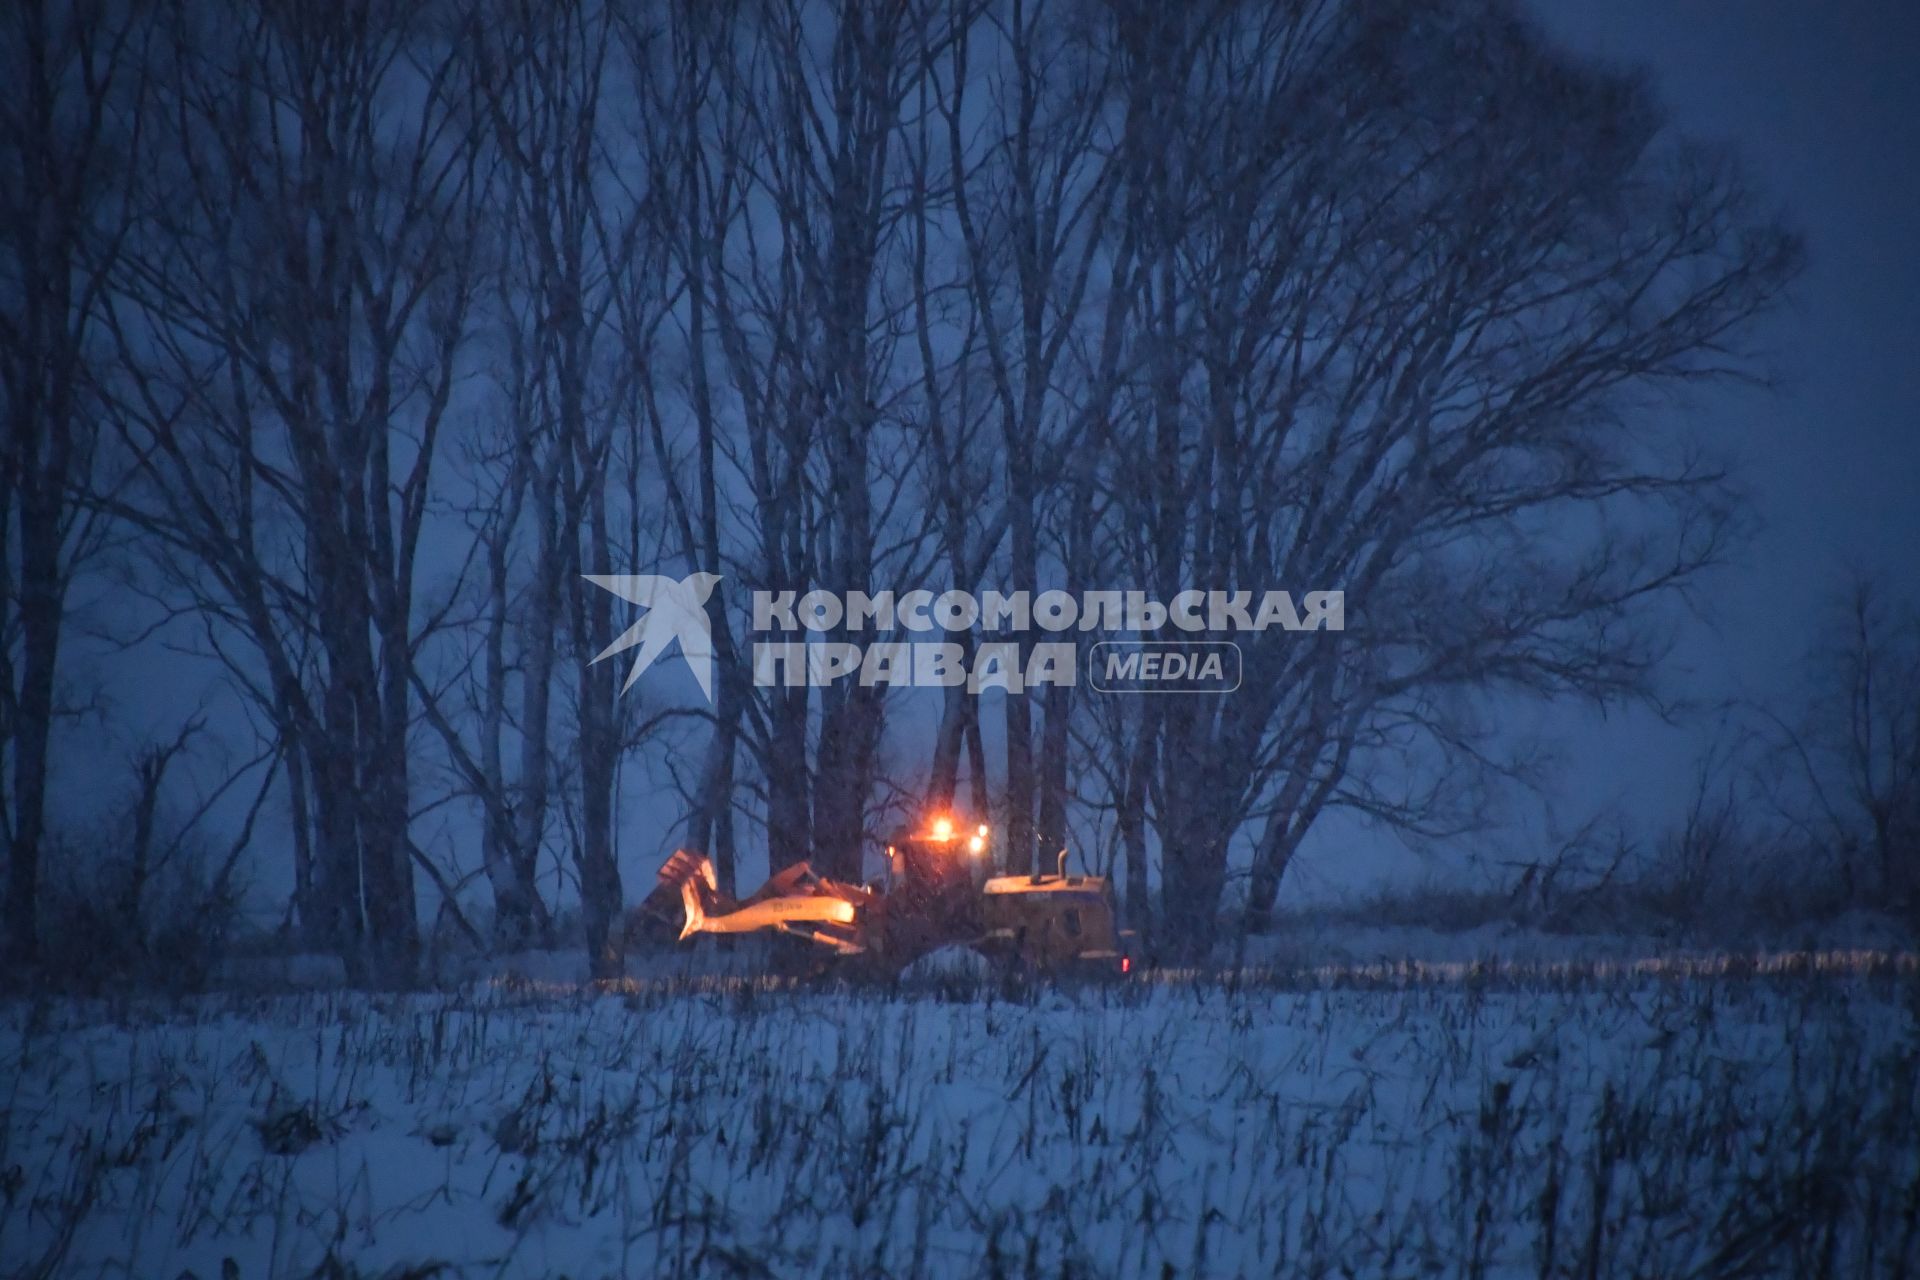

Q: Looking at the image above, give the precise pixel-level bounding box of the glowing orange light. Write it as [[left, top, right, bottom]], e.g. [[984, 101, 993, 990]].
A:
[[967, 835, 986, 855], [931, 816, 954, 841]]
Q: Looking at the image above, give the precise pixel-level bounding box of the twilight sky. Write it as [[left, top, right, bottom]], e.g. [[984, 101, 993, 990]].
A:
[[1286, 1, 1920, 896], [1537, 0, 1920, 664]]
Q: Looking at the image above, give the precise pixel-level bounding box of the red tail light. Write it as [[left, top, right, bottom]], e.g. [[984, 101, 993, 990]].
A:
[[1121, 956, 1131, 974]]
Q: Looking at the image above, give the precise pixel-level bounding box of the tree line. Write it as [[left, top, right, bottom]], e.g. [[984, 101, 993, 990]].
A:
[[2, 0, 1805, 984]]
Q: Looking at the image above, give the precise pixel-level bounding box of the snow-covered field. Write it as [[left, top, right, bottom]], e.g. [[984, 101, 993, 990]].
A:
[[4, 968, 1916, 1278]]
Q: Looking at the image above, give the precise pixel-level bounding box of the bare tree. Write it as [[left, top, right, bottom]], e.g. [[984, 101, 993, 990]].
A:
[[901, 39, 1000, 822], [935, 0, 1133, 872], [104, 0, 486, 986], [626, 0, 754, 895], [412, 409, 556, 950], [660, 0, 949, 881], [408, 0, 648, 953], [119, 716, 201, 936], [0, 0, 145, 966], [1084, 0, 1797, 951], [1765, 576, 1920, 913]]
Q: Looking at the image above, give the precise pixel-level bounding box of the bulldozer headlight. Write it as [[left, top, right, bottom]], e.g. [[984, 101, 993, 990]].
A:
[[967, 834, 986, 855], [931, 816, 954, 841]]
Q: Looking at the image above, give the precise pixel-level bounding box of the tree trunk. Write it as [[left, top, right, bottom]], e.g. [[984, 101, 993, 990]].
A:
[[1036, 681, 1072, 859], [1117, 725, 1154, 937], [578, 693, 623, 981], [689, 673, 743, 896], [1002, 469, 1038, 875], [4, 583, 55, 965], [575, 587, 624, 982], [766, 687, 813, 871], [570, 453, 626, 980]]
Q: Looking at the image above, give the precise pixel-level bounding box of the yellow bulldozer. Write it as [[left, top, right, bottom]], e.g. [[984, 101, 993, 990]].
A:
[[637, 815, 1135, 978]]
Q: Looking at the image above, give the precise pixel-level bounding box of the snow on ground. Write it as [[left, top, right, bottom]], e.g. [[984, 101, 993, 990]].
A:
[[3, 970, 1916, 1278], [898, 944, 997, 984], [1235, 908, 1920, 970]]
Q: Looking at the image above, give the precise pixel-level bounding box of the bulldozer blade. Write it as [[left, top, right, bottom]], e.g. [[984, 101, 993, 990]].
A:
[[681, 885, 860, 940], [648, 848, 868, 945], [634, 849, 728, 938], [657, 848, 718, 894]]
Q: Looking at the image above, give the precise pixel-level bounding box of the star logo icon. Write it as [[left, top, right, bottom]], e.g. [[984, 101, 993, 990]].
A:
[[583, 572, 723, 702]]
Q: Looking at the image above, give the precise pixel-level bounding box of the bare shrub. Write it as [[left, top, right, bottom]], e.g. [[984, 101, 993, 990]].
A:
[[35, 814, 246, 995]]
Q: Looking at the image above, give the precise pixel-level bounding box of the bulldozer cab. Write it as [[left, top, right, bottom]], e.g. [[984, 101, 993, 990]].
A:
[[884, 817, 992, 895]]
